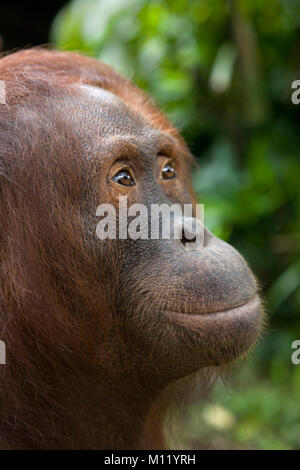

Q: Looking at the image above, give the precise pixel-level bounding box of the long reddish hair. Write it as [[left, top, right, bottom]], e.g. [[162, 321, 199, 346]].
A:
[[0, 48, 203, 449]]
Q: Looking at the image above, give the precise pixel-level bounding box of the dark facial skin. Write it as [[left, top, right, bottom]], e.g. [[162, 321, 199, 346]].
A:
[[60, 84, 263, 383]]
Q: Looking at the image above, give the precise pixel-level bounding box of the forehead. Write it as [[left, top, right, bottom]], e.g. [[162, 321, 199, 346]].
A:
[[50, 83, 181, 163], [67, 84, 152, 140]]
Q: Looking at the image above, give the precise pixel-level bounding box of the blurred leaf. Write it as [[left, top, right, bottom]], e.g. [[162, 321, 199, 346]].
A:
[[268, 261, 300, 310]]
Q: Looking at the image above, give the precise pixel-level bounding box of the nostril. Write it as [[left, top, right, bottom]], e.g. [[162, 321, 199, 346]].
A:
[[177, 217, 204, 251], [180, 229, 196, 247]]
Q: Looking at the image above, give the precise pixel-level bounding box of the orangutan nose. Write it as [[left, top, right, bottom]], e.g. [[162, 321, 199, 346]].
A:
[[174, 217, 204, 251]]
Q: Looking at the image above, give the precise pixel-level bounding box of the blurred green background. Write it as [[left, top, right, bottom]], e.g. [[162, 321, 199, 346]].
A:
[[50, 0, 300, 449]]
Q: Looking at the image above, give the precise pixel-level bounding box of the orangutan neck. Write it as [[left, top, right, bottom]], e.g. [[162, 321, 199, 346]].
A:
[[1, 362, 161, 449]]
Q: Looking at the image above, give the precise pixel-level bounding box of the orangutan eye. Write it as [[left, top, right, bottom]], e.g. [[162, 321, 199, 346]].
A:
[[162, 163, 176, 180], [112, 169, 135, 187]]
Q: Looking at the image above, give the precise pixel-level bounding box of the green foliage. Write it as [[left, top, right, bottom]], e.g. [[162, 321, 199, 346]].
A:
[[179, 352, 300, 449], [51, 0, 300, 449]]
